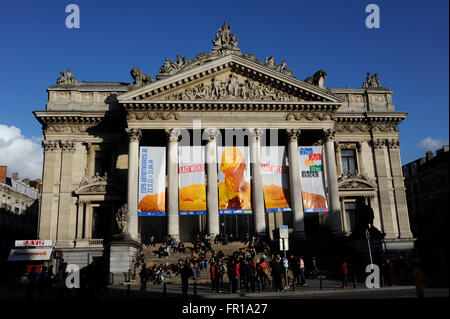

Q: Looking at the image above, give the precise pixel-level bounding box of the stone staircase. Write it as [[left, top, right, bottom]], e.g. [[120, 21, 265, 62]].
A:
[[128, 241, 268, 285]]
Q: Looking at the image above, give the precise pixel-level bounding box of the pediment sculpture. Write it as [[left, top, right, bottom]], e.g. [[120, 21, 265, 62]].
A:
[[166, 74, 301, 101]]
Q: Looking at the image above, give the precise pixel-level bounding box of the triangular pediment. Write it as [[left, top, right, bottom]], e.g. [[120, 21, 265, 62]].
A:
[[118, 55, 342, 105]]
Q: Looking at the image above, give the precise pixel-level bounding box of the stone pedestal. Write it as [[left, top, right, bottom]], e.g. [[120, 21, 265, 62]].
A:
[[108, 238, 141, 284]]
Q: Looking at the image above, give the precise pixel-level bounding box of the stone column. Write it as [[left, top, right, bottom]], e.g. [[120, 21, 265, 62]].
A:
[[39, 140, 61, 240], [87, 143, 96, 176], [250, 129, 266, 237], [57, 141, 76, 240], [166, 129, 181, 240], [372, 139, 396, 238], [84, 202, 92, 239], [76, 200, 85, 239], [126, 128, 142, 241], [323, 129, 343, 234], [286, 129, 305, 238], [335, 142, 342, 177], [387, 139, 413, 238], [204, 128, 220, 237]]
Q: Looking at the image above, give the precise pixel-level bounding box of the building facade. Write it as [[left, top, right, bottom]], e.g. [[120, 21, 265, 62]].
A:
[[34, 23, 414, 277], [403, 146, 449, 243], [0, 167, 40, 280]]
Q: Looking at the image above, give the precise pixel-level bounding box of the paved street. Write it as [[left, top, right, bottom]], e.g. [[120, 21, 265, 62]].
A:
[[0, 278, 447, 300]]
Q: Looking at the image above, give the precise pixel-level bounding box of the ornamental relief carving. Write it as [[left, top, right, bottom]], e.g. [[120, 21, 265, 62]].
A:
[[127, 111, 179, 121], [371, 124, 398, 132], [335, 124, 370, 133], [162, 72, 302, 102], [44, 124, 93, 134], [286, 112, 332, 121]]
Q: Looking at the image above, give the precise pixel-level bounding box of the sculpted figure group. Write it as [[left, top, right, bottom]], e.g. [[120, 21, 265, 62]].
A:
[[56, 68, 78, 85], [362, 72, 382, 88], [169, 74, 297, 101]]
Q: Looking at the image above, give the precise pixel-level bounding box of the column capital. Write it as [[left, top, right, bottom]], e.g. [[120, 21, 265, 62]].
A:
[[249, 128, 264, 141], [165, 128, 181, 142], [61, 140, 76, 153], [42, 140, 61, 152], [387, 138, 400, 149], [203, 128, 220, 141], [286, 129, 301, 142], [372, 138, 387, 150], [126, 128, 142, 142], [323, 128, 336, 141]]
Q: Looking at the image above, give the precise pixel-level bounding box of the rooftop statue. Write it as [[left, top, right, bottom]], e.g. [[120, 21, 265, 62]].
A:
[[362, 72, 382, 88], [130, 67, 154, 86], [56, 68, 79, 85], [211, 21, 241, 55], [304, 70, 327, 87]]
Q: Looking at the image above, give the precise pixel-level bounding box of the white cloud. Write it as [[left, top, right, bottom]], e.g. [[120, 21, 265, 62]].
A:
[[416, 136, 449, 153], [0, 124, 43, 180]]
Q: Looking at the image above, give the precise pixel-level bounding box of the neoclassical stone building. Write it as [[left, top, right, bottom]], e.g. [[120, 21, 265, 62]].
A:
[[34, 23, 413, 275]]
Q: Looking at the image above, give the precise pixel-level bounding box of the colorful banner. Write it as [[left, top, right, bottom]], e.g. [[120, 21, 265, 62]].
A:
[[138, 147, 166, 216], [299, 146, 328, 213], [178, 146, 207, 216], [261, 146, 292, 213], [217, 146, 252, 215]]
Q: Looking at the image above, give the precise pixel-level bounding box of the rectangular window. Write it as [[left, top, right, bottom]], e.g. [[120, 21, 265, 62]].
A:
[[341, 149, 357, 175], [344, 202, 357, 232]]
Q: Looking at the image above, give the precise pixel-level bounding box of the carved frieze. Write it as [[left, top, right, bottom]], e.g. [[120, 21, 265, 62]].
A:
[[79, 173, 108, 187], [127, 111, 179, 121], [335, 124, 370, 133], [371, 124, 398, 133], [286, 112, 332, 121]]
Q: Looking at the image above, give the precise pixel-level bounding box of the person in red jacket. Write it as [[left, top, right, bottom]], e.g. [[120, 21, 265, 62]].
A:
[[342, 260, 349, 289], [210, 263, 216, 292]]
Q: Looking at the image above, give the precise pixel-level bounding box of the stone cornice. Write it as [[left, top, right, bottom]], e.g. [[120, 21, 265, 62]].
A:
[[34, 111, 106, 125], [122, 100, 341, 113]]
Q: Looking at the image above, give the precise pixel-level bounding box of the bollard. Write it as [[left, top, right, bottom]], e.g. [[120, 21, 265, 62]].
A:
[[258, 280, 261, 293], [228, 281, 232, 294], [319, 277, 323, 289], [353, 275, 357, 288], [292, 278, 295, 291], [194, 281, 197, 297], [163, 282, 167, 298], [126, 284, 130, 299]]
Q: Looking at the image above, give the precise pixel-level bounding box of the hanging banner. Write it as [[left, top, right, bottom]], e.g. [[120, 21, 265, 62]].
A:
[[217, 146, 252, 215], [299, 146, 328, 213], [261, 146, 291, 213], [138, 147, 166, 216], [178, 146, 207, 216]]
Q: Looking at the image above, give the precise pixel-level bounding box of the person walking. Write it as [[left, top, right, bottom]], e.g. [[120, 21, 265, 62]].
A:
[[271, 258, 283, 292], [299, 256, 307, 286], [27, 267, 39, 299], [246, 259, 257, 292], [180, 260, 192, 297], [341, 260, 350, 289], [139, 265, 148, 293]]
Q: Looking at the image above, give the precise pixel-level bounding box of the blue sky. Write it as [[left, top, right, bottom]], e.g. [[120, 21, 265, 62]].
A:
[[0, 0, 448, 178]]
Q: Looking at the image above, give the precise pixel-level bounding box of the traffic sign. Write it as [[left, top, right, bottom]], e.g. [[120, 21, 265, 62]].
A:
[[279, 225, 288, 239]]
